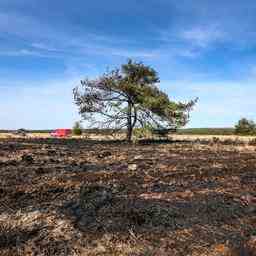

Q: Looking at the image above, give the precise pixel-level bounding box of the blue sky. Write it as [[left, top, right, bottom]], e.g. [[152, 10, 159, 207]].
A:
[[1, 0, 256, 129]]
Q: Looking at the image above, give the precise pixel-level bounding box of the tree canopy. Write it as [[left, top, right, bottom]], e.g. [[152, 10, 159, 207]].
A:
[[73, 59, 197, 141]]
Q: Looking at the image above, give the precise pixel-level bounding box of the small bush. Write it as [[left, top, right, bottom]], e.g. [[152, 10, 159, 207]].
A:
[[235, 118, 256, 135], [133, 126, 152, 140], [72, 121, 83, 136]]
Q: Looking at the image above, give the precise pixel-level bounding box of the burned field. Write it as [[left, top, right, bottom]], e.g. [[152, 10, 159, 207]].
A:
[[0, 138, 256, 255]]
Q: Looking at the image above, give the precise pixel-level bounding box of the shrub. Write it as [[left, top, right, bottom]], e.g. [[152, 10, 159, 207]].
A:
[[235, 118, 256, 135], [133, 126, 152, 141], [72, 121, 83, 136]]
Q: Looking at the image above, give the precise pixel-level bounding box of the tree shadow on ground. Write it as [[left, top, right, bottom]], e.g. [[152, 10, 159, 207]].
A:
[[0, 137, 194, 148], [59, 186, 254, 252]]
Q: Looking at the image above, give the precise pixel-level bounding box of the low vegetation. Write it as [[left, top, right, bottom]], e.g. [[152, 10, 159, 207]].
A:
[[72, 121, 83, 136]]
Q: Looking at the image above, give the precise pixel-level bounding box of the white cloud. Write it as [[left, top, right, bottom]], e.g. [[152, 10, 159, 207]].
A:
[[31, 43, 59, 52], [157, 25, 226, 59], [0, 77, 81, 130], [78, 45, 157, 58], [0, 49, 54, 57], [161, 79, 256, 127], [180, 26, 225, 48], [0, 12, 58, 40], [0, 12, 157, 60]]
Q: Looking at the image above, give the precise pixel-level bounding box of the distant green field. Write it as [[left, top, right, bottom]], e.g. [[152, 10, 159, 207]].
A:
[[1, 128, 236, 136], [177, 128, 235, 135]]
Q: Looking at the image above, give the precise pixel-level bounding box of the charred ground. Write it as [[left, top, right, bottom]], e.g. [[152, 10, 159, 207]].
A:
[[0, 138, 256, 255]]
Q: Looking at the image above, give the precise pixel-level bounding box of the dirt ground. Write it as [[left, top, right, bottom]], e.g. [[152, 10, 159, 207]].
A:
[[0, 137, 256, 255]]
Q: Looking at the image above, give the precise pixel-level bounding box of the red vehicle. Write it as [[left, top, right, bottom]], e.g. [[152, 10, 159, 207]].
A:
[[50, 129, 72, 137]]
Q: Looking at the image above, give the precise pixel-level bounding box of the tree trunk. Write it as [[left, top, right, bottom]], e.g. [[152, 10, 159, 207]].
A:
[[127, 100, 132, 142]]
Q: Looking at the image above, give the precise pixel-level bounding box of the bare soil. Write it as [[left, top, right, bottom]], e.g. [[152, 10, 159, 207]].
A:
[[0, 137, 256, 255]]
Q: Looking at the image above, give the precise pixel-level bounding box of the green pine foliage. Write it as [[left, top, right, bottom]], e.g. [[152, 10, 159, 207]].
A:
[[73, 121, 83, 135], [73, 59, 197, 141]]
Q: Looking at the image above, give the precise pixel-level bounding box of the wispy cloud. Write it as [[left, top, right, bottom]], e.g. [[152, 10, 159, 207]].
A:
[[158, 25, 226, 59], [0, 12, 229, 61], [0, 49, 54, 57], [31, 43, 60, 52], [180, 26, 225, 48], [0, 12, 157, 60], [0, 76, 82, 130], [77, 45, 157, 58], [161, 79, 256, 127], [0, 12, 58, 41]]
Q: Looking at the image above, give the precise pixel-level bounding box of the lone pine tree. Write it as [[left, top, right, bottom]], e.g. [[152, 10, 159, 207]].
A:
[[73, 59, 197, 141]]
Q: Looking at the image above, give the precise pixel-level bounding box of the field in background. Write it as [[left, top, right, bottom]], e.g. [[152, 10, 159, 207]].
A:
[[0, 128, 256, 143], [177, 128, 235, 135], [0, 128, 236, 136]]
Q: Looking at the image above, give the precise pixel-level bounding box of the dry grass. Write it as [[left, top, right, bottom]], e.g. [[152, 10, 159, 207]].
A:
[[1, 132, 256, 142]]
